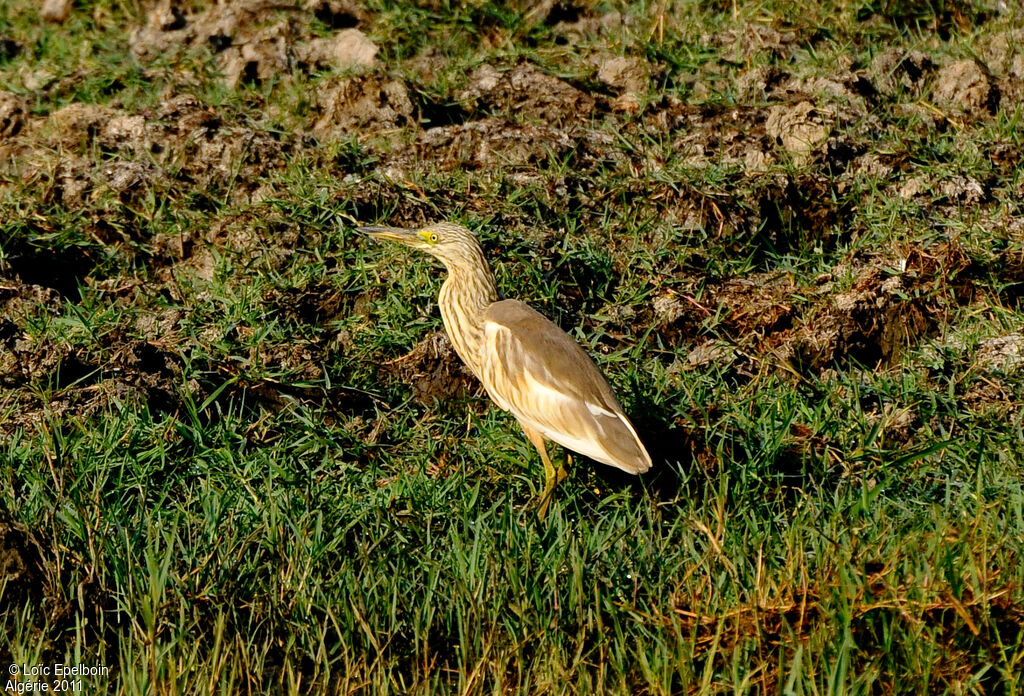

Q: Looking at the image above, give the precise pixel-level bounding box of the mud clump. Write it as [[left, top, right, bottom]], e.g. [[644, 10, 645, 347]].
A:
[[220, 22, 295, 89], [413, 119, 576, 171], [657, 244, 977, 376], [869, 48, 935, 95], [980, 29, 1024, 75], [458, 62, 595, 125], [0, 327, 78, 387], [654, 273, 796, 350], [712, 22, 801, 61], [593, 54, 651, 113], [333, 177, 440, 230], [975, 334, 1024, 373], [47, 102, 115, 149], [94, 160, 163, 203], [0, 280, 186, 430], [0, 330, 183, 433], [26, 94, 290, 204], [0, 284, 63, 325], [99, 113, 156, 153], [596, 56, 645, 88], [937, 176, 986, 205], [41, 156, 92, 208], [961, 377, 1016, 416], [265, 283, 349, 327], [734, 65, 790, 102], [980, 29, 1024, 103], [765, 101, 832, 163], [220, 24, 376, 88], [295, 27, 377, 71], [932, 59, 999, 115], [713, 275, 797, 337], [40, 0, 72, 23], [656, 104, 775, 174], [313, 74, 415, 139], [791, 268, 933, 368], [384, 332, 477, 404], [781, 244, 976, 370], [129, 0, 376, 88], [0, 91, 26, 139]]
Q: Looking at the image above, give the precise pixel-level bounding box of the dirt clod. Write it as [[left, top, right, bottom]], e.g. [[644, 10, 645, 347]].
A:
[[48, 103, 114, 148], [414, 118, 576, 171], [659, 103, 775, 174], [48, 156, 93, 208], [594, 54, 650, 112], [313, 74, 415, 139], [130, 1, 237, 60], [869, 48, 935, 95], [976, 334, 1024, 372], [595, 54, 648, 93], [980, 29, 1024, 103], [0, 91, 26, 138], [99, 113, 154, 152], [458, 64, 502, 105], [713, 22, 799, 61], [297, 28, 377, 71], [98, 160, 157, 197], [932, 59, 998, 114], [40, 0, 72, 23], [782, 245, 974, 370], [735, 66, 789, 102], [961, 377, 1015, 415], [221, 22, 294, 89], [686, 340, 737, 368], [384, 332, 477, 404], [786, 268, 927, 368], [937, 176, 986, 205], [765, 101, 831, 162], [460, 62, 594, 125], [130, 0, 372, 87], [998, 248, 1024, 301]]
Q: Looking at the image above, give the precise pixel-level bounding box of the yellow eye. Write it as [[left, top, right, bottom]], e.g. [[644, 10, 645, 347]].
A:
[[428, 233, 438, 243]]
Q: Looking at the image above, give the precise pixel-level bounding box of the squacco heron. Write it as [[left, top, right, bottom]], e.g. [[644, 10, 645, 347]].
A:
[[359, 222, 652, 516]]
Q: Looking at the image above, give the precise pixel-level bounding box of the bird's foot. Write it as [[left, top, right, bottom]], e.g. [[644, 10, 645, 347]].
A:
[[537, 457, 572, 520], [537, 469, 559, 521], [556, 454, 571, 485]]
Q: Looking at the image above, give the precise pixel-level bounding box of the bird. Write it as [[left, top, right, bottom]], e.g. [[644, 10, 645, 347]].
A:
[[358, 221, 652, 517]]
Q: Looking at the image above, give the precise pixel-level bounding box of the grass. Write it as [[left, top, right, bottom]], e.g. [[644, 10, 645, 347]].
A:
[[2, 0, 1024, 693]]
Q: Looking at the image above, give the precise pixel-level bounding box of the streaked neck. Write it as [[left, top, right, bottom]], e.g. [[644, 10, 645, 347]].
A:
[[438, 253, 499, 375]]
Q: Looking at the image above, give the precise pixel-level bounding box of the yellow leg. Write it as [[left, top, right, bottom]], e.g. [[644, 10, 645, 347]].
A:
[[520, 424, 565, 519]]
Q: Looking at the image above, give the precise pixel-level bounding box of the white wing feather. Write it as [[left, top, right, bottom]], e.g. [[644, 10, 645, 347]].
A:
[[480, 312, 651, 473]]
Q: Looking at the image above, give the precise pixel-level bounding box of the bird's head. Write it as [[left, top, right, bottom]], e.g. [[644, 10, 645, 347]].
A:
[[358, 221, 484, 270]]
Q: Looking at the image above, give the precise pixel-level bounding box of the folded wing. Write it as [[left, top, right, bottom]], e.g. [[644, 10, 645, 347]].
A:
[[479, 300, 651, 474]]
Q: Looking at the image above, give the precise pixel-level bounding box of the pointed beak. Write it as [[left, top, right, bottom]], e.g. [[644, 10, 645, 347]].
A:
[[357, 225, 421, 247]]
